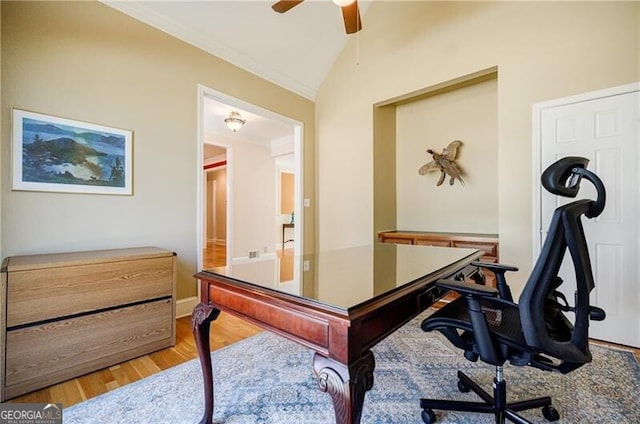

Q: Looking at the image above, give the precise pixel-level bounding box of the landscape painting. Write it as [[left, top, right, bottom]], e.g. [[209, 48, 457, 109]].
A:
[[12, 109, 132, 195]]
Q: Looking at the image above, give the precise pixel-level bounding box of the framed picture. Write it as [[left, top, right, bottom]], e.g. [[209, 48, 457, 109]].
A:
[[12, 109, 133, 195]]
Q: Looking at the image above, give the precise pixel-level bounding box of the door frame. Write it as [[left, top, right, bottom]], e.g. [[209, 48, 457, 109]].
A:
[[203, 160, 228, 256], [532, 82, 640, 259], [196, 84, 304, 290]]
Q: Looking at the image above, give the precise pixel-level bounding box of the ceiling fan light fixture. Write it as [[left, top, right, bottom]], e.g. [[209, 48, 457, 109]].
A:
[[272, 0, 362, 34], [332, 0, 355, 6], [224, 111, 246, 132]]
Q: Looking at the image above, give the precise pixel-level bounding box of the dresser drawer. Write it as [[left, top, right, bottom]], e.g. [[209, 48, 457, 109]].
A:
[[1, 247, 176, 401], [6, 256, 174, 327], [4, 298, 173, 399]]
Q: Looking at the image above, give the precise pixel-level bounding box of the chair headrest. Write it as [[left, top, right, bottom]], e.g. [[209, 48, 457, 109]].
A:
[[541, 156, 589, 198], [541, 156, 606, 218]]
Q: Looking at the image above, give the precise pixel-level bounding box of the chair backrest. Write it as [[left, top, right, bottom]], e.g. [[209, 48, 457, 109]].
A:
[[519, 157, 606, 373]]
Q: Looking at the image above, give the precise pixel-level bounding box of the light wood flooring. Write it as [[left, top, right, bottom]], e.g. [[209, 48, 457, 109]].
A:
[[203, 242, 226, 269]]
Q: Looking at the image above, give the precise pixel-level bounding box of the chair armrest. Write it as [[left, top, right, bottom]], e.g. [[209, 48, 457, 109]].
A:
[[470, 261, 518, 301], [470, 261, 518, 273], [436, 279, 499, 298]]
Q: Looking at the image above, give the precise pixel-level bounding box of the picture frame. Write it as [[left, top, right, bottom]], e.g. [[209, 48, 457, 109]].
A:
[[12, 109, 133, 195]]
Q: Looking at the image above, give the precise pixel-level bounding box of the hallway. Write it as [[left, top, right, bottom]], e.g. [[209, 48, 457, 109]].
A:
[[203, 243, 294, 283]]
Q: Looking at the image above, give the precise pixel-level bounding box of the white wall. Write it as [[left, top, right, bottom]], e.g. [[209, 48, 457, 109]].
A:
[[232, 141, 276, 259], [316, 1, 639, 294]]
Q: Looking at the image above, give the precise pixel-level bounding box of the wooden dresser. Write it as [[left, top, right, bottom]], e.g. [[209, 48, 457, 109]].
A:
[[0, 247, 176, 401], [378, 231, 499, 286]]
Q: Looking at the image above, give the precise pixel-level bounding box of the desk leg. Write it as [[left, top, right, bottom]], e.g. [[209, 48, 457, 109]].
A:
[[192, 303, 221, 424], [313, 352, 375, 424]]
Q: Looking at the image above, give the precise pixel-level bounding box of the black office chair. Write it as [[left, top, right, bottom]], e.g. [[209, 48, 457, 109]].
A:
[[419, 156, 607, 424]]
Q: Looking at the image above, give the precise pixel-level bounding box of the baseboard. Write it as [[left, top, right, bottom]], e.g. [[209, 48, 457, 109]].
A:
[[176, 296, 199, 319]]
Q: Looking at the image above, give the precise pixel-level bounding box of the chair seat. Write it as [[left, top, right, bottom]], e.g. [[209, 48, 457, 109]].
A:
[[423, 296, 535, 366]]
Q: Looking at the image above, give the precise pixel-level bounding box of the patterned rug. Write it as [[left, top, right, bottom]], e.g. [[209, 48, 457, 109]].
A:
[[64, 310, 639, 424]]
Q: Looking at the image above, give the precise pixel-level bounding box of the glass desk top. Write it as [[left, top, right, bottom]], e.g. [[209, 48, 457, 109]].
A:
[[200, 243, 479, 310]]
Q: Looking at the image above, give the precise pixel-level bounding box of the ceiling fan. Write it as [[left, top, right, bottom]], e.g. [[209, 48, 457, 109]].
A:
[[272, 0, 362, 34]]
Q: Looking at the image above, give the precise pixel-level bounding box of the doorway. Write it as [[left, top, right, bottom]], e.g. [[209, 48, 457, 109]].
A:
[[203, 153, 228, 269], [197, 85, 304, 295], [534, 82, 640, 348]]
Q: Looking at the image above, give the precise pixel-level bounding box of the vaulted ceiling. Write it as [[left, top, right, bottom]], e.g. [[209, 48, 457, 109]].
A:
[[104, 1, 372, 153], [104, 0, 372, 101]]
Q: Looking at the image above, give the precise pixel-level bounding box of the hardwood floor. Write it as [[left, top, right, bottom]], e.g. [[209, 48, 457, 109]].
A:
[[278, 247, 294, 282], [203, 242, 226, 269]]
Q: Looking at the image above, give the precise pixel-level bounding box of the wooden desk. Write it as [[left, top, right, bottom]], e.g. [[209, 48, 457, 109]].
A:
[[192, 244, 481, 424]]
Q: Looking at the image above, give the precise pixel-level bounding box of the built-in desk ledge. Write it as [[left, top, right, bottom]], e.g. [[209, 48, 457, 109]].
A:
[[378, 230, 499, 270], [378, 230, 499, 288]]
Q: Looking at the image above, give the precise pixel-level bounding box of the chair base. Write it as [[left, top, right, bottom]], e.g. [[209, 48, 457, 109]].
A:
[[420, 369, 560, 424]]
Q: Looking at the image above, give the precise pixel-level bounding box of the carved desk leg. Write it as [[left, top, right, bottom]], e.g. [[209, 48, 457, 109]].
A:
[[192, 303, 221, 424], [313, 352, 375, 424]]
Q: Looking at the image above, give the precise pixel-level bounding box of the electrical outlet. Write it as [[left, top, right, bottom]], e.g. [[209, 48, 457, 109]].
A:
[[303, 260, 310, 271], [304, 198, 311, 207]]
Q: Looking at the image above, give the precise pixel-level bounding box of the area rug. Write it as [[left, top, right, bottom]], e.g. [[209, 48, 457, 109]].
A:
[[64, 310, 640, 424]]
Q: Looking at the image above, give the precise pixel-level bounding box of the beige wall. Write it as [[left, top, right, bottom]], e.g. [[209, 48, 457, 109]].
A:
[[3, 1, 637, 300], [0, 4, 2, 263], [1, 1, 315, 299], [396, 78, 498, 233], [317, 1, 639, 294]]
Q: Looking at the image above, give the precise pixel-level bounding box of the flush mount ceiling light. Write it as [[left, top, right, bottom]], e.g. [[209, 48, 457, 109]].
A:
[[224, 111, 246, 132]]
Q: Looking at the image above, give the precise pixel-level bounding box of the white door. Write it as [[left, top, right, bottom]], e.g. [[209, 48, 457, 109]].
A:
[[535, 83, 639, 348]]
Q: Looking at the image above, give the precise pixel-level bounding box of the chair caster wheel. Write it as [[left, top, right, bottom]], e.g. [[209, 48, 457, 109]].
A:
[[421, 408, 437, 424], [457, 379, 471, 393], [542, 405, 560, 422]]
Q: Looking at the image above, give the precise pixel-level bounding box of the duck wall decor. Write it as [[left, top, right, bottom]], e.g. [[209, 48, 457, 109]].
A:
[[418, 140, 465, 186]]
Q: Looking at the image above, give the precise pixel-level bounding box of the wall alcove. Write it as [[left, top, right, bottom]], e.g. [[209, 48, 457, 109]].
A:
[[373, 67, 499, 239]]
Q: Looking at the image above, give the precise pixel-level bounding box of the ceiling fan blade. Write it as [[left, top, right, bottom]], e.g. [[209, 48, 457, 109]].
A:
[[272, 0, 304, 14], [341, 1, 362, 34]]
